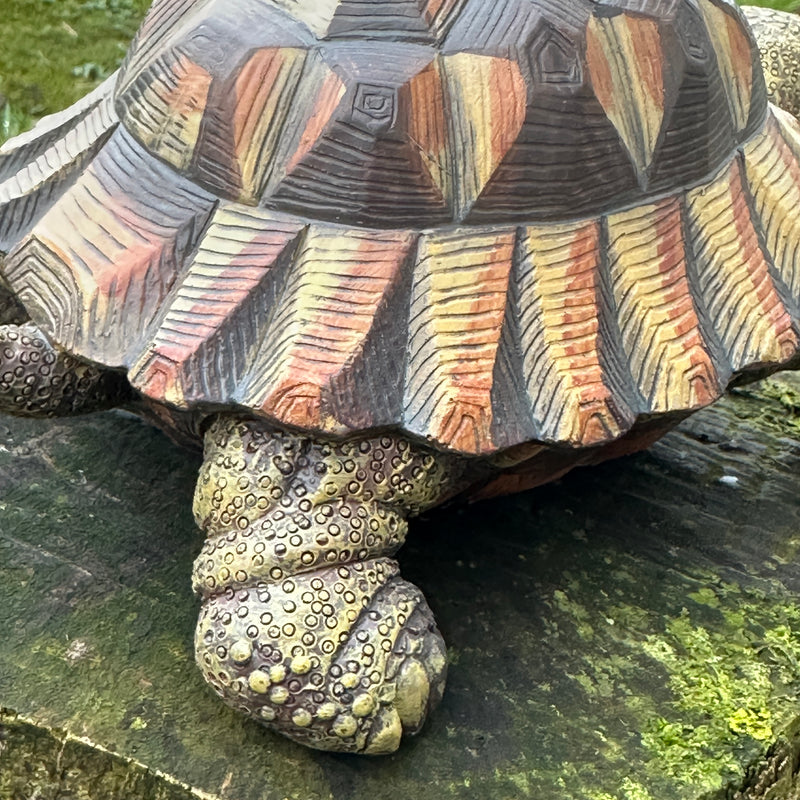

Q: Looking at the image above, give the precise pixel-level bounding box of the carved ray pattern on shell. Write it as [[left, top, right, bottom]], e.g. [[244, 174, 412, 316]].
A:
[[685, 157, 799, 371], [131, 204, 306, 406], [117, 50, 212, 173], [5, 107, 800, 453], [743, 107, 800, 305], [698, 0, 756, 132], [116, 0, 213, 98], [605, 197, 723, 413], [0, 73, 120, 252], [106, 0, 767, 226], [241, 225, 416, 430], [585, 13, 667, 182], [407, 54, 528, 221], [3, 128, 217, 367], [403, 228, 514, 454], [1, 0, 800, 457], [513, 221, 636, 447]]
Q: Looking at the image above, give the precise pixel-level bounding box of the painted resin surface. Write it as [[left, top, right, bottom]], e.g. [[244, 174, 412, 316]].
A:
[[2, 0, 800, 460]]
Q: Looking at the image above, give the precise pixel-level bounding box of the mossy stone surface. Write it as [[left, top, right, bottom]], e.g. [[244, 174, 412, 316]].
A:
[[1, 379, 800, 798]]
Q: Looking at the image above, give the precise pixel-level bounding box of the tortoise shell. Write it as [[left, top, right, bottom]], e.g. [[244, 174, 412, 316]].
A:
[[1, 0, 800, 457]]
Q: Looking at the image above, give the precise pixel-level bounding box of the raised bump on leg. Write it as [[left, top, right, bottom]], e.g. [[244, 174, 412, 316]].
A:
[[192, 415, 469, 754]]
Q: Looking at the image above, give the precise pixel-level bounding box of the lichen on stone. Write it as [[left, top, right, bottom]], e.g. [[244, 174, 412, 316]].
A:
[[548, 577, 800, 797]]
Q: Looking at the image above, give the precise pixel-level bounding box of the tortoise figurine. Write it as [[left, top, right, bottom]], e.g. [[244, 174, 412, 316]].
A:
[[2, 0, 800, 755]]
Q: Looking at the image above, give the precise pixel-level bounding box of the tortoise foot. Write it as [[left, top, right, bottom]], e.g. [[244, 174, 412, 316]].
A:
[[196, 568, 446, 753], [191, 415, 467, 753]]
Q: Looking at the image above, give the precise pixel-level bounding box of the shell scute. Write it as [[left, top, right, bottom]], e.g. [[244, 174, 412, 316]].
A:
[[111, 0, 767, 226], [2, 0, 800, 457]]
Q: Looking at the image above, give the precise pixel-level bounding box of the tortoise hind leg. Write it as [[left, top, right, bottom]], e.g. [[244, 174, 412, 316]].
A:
[[0, 322, 131, 417], [192, 415, 469, 754]]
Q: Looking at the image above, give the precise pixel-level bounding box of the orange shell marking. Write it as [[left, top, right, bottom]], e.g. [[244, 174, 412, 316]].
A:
[[5, 129, 215, 367], [743, 108, 800, 301], [132, 205, 306, 406], [606, 198, 721, 412], [699, 0, 755, 132], [246, 226, 415, 431], [232, 49, 347, 204], [403, 228, 514, 454], [408, 54, 527, 220], [586, 14, 665, 180], [516, 221, 634, 446], [117, 50, 212, 172], [686, 159, 799, 371]]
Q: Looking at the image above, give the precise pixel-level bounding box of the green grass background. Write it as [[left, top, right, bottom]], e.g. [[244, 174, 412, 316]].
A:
[[0, 0, 797, 144], [0, 0, 149, 141]]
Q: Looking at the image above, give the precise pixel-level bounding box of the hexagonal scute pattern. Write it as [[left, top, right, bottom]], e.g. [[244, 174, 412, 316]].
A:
[[2, 0, 800, 459], [113, 0, 767, 225]]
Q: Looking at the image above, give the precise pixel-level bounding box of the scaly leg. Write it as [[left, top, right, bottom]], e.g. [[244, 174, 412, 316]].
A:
[[193, 415, 471, 754], [743, 6, 800, 117], [0, 322, 131, 417]]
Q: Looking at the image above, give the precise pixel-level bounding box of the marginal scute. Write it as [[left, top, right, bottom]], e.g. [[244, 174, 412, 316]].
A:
[[4, 128, 216, 367], [514, 220, 635, 447], [242, 224, 416, 430], [2, 0, 800, 458], [605, 197, 724, 413], [685, 158, 799, 372], [403, 227, 514, 454], [0, 73, 119, 253], [742, 107, 800, 308], [131, 204, 307, 406]]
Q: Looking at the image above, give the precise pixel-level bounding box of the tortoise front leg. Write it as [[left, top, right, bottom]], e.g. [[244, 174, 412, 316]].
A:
[[0, 322, 130, 417], [192, 415, 469, 754]]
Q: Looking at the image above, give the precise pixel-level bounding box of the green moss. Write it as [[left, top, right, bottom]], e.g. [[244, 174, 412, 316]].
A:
[[544, 579, 800, 798], [754, 379, 800, 439], [0, 711, 209, 800]]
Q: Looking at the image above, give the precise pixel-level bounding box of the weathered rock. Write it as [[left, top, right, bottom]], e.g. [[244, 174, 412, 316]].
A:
[[2, 377, 800, 799]]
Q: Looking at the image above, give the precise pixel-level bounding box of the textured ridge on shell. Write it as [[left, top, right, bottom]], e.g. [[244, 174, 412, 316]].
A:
[[2, 104, 800, 455], [108, 0, 767, 227], [0, 73, 120, 253], [1, 0, 799, 456]]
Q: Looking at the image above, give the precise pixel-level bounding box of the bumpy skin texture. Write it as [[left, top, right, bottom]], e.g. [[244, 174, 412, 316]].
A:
[[744, 7, 800, 118], [0, 322, 130, 417], [192, 416, 472, 753]]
